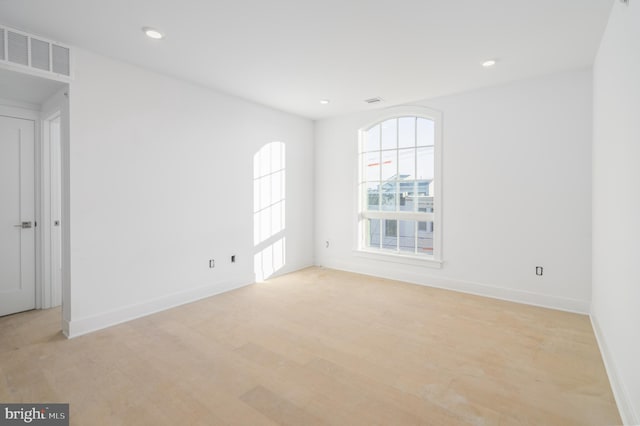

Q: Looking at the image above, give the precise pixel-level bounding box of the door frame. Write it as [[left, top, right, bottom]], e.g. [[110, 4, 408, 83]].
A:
[[39, 87, 70, 334], [40, 108, 63, 309], [37, 85, 69, 310]]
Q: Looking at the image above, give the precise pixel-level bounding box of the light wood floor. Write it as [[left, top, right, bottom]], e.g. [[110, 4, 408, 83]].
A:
[[0, 267, 621, 425]]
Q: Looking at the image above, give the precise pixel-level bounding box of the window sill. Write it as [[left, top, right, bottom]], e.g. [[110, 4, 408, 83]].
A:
[[353, 249, 444, 269]]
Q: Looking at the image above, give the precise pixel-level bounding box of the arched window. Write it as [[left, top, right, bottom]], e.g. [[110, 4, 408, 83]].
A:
[[358, 108, 442, 264]]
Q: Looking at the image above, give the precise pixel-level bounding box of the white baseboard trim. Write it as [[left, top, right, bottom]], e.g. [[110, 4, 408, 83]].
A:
[[318, 259, 590, 314], [64, 275, 255, 339], [591, 313, 639, 425], [422, 275, 589, 314]]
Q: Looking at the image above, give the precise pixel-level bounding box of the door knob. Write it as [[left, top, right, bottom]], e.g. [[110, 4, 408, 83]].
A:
[[14, 221, 32, 229]]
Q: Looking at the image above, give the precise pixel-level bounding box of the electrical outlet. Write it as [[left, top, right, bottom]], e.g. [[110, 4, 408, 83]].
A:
[[231, 255, 236, 263], [536, 266, 543, 276], [325, 241, 330, 248], [209, 259, 215, 268]]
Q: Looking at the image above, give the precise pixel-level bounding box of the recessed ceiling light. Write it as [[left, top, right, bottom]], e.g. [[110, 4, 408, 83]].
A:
[[482, 59, 497, 68], [319, 99, 330, 105], [143, 27, 164, 40]]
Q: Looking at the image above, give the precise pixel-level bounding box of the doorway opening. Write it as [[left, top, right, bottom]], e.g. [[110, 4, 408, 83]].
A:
[[41, 112, 63, 309], [0, 66, 69, 334]]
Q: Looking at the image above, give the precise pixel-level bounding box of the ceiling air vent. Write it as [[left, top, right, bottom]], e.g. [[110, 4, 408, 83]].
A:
[[52, 44, 70, 75], [31, 38, 50, 71], [8, 31, 28, 66], [0, 25, 72, 79], [364, 97, 383, 104]]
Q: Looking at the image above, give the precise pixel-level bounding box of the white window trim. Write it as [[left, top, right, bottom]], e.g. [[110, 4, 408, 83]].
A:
[[355, 105, 443, 267]]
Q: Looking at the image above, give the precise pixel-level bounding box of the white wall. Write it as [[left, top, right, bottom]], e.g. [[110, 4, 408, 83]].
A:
[[315, 69, 593, 313], [66, 49, 314, 336], [592, 1, 640, 423]]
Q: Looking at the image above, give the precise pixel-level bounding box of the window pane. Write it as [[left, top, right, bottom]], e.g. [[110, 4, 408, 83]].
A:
[[416, 180, 430, 197], [366, 182, 380, 211], [365, 151, 380, 182], [416, 181, 434, 213], [424, 196, 434, 213], [399, 181, 416, 212], [399, 220, 416, 253], [398, 117, 415, 148], [418, 221, 434, 254], [417, 146, 434, 180], [381, 119, 397, 150], [381, 150, 396, 181], [367, 219, 381, 249], [398, 148, 415, 179], [365, 125, 380, 152], [417, 118, 434, 147], [382, 219, 398, 250], [381, 181, 397, 211]]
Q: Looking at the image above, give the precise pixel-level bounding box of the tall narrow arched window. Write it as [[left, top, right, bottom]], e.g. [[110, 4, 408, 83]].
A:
[[358, 108, 442, 265]]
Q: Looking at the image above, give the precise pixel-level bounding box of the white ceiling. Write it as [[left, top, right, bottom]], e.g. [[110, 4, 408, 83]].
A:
[[0, 0, 613, 119]]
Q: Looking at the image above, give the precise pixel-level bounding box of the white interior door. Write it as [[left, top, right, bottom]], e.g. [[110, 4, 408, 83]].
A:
[[0, 114, 36, 316]]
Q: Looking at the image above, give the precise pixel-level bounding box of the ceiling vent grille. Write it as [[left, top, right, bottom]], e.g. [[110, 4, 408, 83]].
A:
[[0, 26, 72, 79], [31, 38, 50, 71], [8, 31, 28, 66], [364, 97, 383, 104], [52, 44, 70, 75]]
